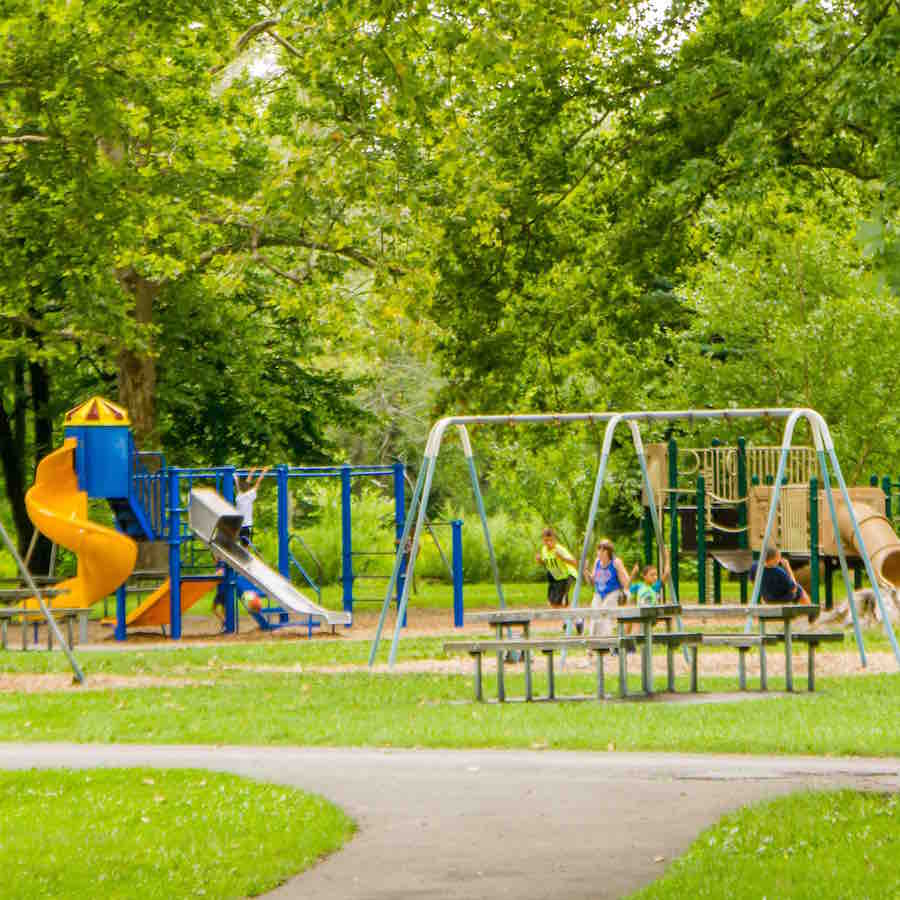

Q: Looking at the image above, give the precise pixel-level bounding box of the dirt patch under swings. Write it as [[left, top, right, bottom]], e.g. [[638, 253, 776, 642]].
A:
[[0, 673, 214, 693]]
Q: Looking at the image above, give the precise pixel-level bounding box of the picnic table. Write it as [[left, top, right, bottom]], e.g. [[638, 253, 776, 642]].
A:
[[464, 605, 699, 698], [681, 603, 827, 692], [0, 605, 91, 650]]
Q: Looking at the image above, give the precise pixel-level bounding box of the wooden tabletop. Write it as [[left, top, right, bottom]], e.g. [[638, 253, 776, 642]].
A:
[[465, 605, 683, 625], [681, 604, 819, 622]]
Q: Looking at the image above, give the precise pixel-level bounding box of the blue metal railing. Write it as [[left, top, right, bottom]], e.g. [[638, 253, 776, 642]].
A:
[[132, 451, 168, 538], [288, 533, 323, 603]]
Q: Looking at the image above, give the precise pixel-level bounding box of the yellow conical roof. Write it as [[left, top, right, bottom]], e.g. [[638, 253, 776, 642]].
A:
[[64, 397, 131, 427]]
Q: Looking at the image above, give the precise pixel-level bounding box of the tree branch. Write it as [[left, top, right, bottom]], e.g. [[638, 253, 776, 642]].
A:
[[268, 30, 304, 61], [0, 135, 49, 144], [235, 18, 280, 52]]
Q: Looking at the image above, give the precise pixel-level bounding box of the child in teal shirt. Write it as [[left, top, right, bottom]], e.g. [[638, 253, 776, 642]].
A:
[[628, 552, 670, 606]]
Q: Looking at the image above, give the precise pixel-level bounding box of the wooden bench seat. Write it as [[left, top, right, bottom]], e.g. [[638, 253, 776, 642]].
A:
[[701, 633, 784, 690], [789, 631, 844, 691], [444, 637, 640, 702]]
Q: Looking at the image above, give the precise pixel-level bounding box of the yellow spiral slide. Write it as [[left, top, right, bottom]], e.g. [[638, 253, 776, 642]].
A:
[[23, 439, 137, 609]]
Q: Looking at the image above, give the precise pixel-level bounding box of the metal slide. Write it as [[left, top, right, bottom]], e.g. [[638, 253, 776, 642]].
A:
[[188, 488, 351, 628]]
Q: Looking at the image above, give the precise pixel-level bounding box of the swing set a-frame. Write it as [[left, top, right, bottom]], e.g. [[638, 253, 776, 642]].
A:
[[369, 407, 900, 671]]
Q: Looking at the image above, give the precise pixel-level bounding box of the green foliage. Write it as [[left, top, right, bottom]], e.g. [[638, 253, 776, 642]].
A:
[[632, 791, 900, 900], [0, 768, 353, 900], [676, 194, 900, 476]]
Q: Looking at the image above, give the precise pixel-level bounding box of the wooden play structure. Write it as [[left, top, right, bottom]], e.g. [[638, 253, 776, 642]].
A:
[[641, 439, 900, 607]]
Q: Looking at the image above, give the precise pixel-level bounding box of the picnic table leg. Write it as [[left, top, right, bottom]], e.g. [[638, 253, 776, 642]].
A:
[[642, 620, 653, 695], [666, 644, 675, 693], [807, 642, 816, 692], [738, 648, 747, 691], [65, 616, 74, 648], [22, 613, 27, 650], [47, 619, 53, 651], [596, 651, 605, 699], [784, 618, 794, 692], [1, 618, 7, 650], [758, 620, 768, 692], [689, 646, 698, 693], [79, 613, 88, 645], [471, 652, 483, 702], [617, 623, 627, 698], [497, 648, 506, 702], [524, 647, 533, 702], [544, 650, 555, 700]]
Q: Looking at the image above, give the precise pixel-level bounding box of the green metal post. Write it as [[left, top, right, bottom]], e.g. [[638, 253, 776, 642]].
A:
[[854, 565, 864, 590], [737, 437, 748, 604], [824, 557, 834, 610], [809, 477, 820, 605], [882, 476, 892, 521], [668, 438, 679, 599], [713, 557, 722, 603], [697, 475, 706, 604]]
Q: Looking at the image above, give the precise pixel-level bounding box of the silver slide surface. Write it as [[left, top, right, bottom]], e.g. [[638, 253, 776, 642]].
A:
[[188, 488, 351, 627]]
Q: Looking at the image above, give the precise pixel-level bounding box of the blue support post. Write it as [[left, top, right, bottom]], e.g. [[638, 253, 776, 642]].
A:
[[115, 583, 127, 642], [167, 468, 182, 639], [277, 464, 290, 579], [451, 519, 464, 628], [340, 465, 353, 617], [222, 466, 237, 634], [393, 462, 407, 627]]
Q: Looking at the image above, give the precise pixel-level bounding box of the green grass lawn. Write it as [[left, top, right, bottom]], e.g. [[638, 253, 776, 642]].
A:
[[0, 768, 353, 900], [0, 663, 898, 755], [630, 790, 899, 899]]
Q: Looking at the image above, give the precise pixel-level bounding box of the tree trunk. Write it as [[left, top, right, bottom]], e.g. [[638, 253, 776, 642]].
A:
[[0, 363, 32, 560], [117, 272, 160, 448], [28, 359, 54, 573]]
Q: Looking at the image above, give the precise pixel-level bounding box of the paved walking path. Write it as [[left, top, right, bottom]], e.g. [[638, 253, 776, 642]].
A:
[[1, 744, 897, 899]]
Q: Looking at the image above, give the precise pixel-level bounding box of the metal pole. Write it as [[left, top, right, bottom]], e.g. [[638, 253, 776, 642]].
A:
[[668, 437, 679, 600], [451, 519, 464, 627], [115, 583, 127, 641], [393, 462, 406, 607], [809, 477, 820, 605], [571, 416, 624, 613], [737, 436, 748, 604], [368, 462, 426, 666], [388, 453, 441, 666], [823, 441, 900, 665], [277, 464, 290, 579], [642, 508, 653, 567], [745, 411, 806, 630], [816, 450, 866, 664], [222, 466, 237, 635], [0, 518, 84, 683], [168, 468, 182, 640], [458, 426, 506, 609], [340, 465, 353, 616], [697, 475, 706, 605]]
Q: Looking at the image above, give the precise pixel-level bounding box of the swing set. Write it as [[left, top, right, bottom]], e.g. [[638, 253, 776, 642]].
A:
[[369, 408, 900, 670]]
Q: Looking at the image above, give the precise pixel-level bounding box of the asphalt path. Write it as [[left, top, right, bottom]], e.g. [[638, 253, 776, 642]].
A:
[[1, 744, 897, 899]]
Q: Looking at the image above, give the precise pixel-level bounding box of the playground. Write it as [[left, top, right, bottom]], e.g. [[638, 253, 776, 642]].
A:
[[1, 401, 899, 898]]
